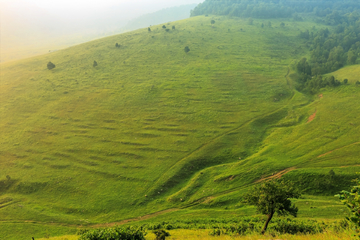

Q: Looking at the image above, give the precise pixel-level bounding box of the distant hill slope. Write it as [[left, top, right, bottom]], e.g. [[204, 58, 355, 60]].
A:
[[124, 4, 197, 31], [1, 15, 360, 239]]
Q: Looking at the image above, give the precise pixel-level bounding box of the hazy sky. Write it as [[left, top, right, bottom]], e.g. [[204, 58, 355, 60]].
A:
[[1, 0, 203, 12], [0, 0, 203, 62]]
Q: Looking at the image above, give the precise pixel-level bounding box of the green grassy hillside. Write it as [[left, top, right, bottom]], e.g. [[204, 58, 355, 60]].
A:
[[0, 16, 359, 239]]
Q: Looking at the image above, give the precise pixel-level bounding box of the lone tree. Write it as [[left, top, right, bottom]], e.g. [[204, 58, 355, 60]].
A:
[[93, 60, 98, 67], [148, 27, 151, 32], [211, 19, 215, 25], [47, 61, 55, 70], [243, 179, 301, 234], [184, 46, 190, 54]]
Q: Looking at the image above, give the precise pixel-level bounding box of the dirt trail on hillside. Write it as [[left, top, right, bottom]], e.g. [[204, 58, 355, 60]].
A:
[[307, 110, 317, 123], [317, 141, 360, 158], [92, 208, 178, 228], [91, 167, 296, 228], [255, 167, 296, 183]]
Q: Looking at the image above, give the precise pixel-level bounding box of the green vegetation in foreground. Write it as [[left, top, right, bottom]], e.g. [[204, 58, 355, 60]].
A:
[[38, 229, 354, 240], [1, 14, 360, 239]]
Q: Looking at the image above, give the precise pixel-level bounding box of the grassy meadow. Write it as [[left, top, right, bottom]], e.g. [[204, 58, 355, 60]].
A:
[[0, 15, 360, 239]]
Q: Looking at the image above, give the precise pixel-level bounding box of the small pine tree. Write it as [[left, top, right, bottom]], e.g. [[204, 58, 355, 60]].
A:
[[93, 61, 98, 67], [115, 43, 119, 48], [148, 27, 151, 32], [184, 46, 190, 54], [47, 61, 55, 70]]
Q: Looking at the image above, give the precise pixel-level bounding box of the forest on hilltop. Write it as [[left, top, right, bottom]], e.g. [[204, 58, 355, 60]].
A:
[[191, 0, 360, 20], [193, 0, 360, 94]]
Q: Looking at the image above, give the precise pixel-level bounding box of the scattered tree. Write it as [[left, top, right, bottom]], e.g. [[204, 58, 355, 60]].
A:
[[93, 61, 98, 67], [268, 21, 272, 27], [172, 26, 175, 30], [248, 18, 254, 25], [148, 27, 151, 32], [153, 230, 170, 240], [115, 43, 119, 48], [211, 19, 215, 25], [337, 177, 360, 237], [162, 25, 166, 29], [243, 179, 301, 234], [165, 29, 170, 32], [261, 23, 264, 28], [184, 46, 190, 54], [343, 79, 348, 84], [47, 61, 56, 70], [280, 22, 285, 27]]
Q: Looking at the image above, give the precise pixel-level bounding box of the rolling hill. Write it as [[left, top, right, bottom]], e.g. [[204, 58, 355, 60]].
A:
[[0, 14, 359, 239]]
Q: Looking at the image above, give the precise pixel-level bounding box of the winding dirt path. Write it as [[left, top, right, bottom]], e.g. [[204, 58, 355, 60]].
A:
[[255, 167, 296, 183], [317, 141, 360, 158]]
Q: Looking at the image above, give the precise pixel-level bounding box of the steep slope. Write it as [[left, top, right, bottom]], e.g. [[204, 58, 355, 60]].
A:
[[0, 16, 359, 239]]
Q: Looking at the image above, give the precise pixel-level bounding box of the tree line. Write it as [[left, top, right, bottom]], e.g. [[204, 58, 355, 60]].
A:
[[295, 12, 360, 93], [191, 0, 360, 19]]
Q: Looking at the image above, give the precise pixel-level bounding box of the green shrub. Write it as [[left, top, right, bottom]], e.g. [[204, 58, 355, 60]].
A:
[[78, 226, 146, 240], [153, 229, 170, 240], [270, 218, 323, 234]]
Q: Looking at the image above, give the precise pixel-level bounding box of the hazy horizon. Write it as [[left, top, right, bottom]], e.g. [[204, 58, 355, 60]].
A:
[[0, 0, 203, 62]]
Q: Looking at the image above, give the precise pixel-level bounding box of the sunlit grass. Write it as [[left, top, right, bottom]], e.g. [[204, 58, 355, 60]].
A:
[[153, 229, 354, 240], [41, 229, 354, 240]]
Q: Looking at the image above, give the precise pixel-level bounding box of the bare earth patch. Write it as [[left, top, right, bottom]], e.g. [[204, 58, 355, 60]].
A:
[[307, 110, 317, 123]]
